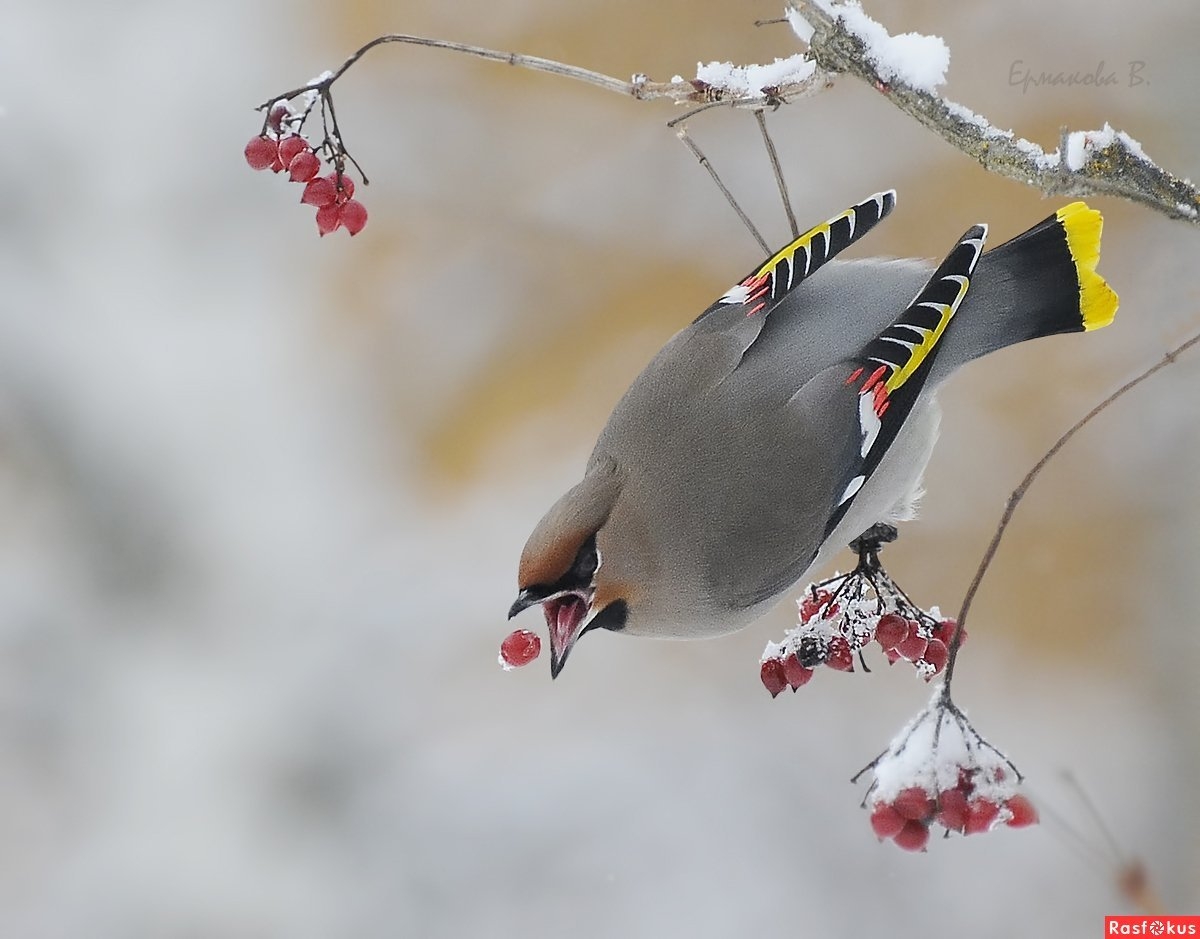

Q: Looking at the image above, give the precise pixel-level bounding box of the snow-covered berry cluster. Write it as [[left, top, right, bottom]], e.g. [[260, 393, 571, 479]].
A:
[[861, 688, 1037, 851], [245, 98, 369, 237], [759, 566, 966, 697]]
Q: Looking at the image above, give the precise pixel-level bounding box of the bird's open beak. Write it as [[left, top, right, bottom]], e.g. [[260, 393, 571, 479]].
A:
[[542, 594, 589, 678], [508, 588, 591, 678]]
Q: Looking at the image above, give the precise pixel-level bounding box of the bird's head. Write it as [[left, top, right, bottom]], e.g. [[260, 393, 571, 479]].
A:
[[508, 469, 630, 677]]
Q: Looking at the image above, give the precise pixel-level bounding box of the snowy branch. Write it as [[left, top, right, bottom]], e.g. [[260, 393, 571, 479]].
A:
[[254, 5, 1200, 228], [255, 33, 832, 119], [788, 0, 1200, 224]]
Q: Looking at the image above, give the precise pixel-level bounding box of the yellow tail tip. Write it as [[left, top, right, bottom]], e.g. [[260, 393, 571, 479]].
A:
[[1056, 201, 1119, 331]]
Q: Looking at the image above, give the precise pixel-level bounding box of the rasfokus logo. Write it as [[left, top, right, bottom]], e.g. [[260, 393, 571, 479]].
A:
[[1105, 917, 1200, 935]]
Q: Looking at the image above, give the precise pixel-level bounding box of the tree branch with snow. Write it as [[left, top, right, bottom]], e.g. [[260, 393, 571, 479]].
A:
[[247, 4, 1200, 233], [788, 0, 1200, 223]]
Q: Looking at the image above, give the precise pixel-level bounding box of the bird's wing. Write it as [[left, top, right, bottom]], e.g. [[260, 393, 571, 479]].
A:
[[592, 192, 899, 467], [687, 191, 896, 367], [708, 223, 988, 609], [819, 223, 987, 539]]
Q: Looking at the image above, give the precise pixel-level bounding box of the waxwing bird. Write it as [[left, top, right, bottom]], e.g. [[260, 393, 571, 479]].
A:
[[508, 191, 1118, 677]]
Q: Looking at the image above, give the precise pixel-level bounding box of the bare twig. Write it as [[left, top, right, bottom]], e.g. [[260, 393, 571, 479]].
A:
[[255, 33, 830, 116], [789, 0, 1200, 224], [941, 329, 1200, 690], [755, 110, 800, 237], [676, 126, 770, 252]]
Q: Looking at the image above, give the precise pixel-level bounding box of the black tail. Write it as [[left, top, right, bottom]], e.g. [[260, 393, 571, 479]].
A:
[[938, 202, 1118, 373]]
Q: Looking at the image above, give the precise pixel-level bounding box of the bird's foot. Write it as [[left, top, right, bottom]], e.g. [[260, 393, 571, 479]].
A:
[[848, 523, 898, 573]]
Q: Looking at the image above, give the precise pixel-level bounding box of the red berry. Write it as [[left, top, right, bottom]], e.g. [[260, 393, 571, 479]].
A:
[[288, 150, 321, 183], [964, 798, 1001, 835], [884, 647, 902, 666], [892, 819, 930, 852], [278, 135, 309, 166], [760, 659, 788, 698], [799, 589, 832, 623], [956, 767, 976, 797], [922, 638, 949, 675], [893, 786, 934, 821], [326, 171, 355, 199], [825, 636, 854, 672], [499, 629, 541, 669], [339, 199, 368, 236], [781, 654, 813, 690], [895, 627, 928, 662], [244, 135, 278, 171], [932, 619, 967, 647], [302, 177, 338, 208], [1004, 794, 1038, 828], [936, 788, 969, 832], [315, 203, 342, 236], [869, 802, 905, 839], [267, 103, 289, 134], [874, 613, 908, 650]]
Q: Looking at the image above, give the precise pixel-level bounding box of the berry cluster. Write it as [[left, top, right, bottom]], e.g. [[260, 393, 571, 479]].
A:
[[760, 567, 967, 697], [244, 100, 369, 237], [499, 629, 541, 670], [861, 689, 1036, 851], [870, 776, 1038, 852], [302, 172, 368, 236]]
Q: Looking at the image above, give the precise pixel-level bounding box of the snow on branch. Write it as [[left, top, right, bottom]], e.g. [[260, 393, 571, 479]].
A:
[[255, 34, 832, 119], [788, 0, 1200, 224], [252, 5, 1200, 229]]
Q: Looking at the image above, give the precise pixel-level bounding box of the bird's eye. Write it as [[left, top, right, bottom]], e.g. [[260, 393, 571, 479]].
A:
[[568, 535, 599, 585]]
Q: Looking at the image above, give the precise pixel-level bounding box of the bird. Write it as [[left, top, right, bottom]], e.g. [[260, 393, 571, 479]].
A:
[[507, 191, 1118, 677]]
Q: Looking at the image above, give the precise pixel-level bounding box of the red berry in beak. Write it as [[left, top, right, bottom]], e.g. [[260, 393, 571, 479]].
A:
[[499, 629, 542, 669]]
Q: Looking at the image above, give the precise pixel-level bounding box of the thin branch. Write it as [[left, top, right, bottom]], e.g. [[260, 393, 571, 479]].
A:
[[941, 329, 1200, 689], [256, 33, 830, 116], [676, 126, 770, 253], [789, 0, 1200, 225], [755, 110, 800, 237], [258, 8, 1200, 228]]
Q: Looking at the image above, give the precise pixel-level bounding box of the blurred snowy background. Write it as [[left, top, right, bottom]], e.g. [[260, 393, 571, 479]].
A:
[[1, 0, 1197, 936]]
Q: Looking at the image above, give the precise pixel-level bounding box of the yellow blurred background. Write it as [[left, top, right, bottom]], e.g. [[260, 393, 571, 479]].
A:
[[0, 0, 1196, 935]]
